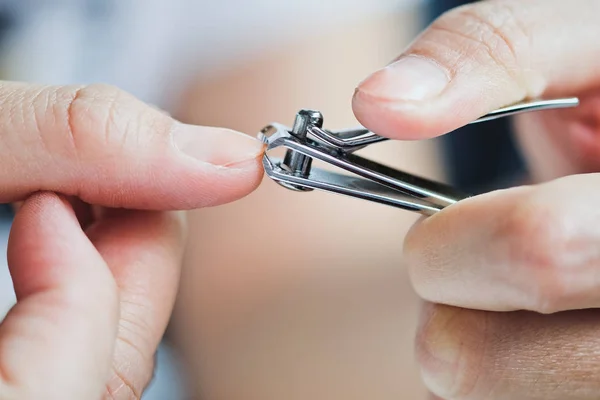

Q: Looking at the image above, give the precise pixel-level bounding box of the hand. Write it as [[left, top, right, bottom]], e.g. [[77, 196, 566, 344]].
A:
[[0, 82, 264, 399], [352, 0, 600, 399]]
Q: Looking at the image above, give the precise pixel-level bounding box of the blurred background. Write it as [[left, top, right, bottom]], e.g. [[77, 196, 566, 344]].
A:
[[0, 1, 526, 399]]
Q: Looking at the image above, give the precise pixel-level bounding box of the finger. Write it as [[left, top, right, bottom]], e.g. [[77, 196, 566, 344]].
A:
[[0, 81, 265, 209], [513, 89, 600, 181], [404, 173, 600, 314], [1, 192, 119, 400], [352, 0, 600, 139], [84, 208, 185, 398], [416, 303, 600, 400]]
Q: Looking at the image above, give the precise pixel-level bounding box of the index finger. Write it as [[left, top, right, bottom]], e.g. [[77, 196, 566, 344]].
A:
[[0, 81, 265, 209], [352, 0, 600, 139], [405, 173, 600, 315]]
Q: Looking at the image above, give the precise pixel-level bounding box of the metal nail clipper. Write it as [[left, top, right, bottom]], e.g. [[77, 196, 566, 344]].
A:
[[258, 97, 579, 216]]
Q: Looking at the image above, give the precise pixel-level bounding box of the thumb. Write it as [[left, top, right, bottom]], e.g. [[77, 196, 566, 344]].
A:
[[352, 0, 600, 139], [0, 81, 265, 209], [1, 192, 119, 400]]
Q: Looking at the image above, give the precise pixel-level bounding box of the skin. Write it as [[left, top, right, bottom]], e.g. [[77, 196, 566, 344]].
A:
[[352, 0, 600, 399], [3, 0, 598, 398], [0, 82, 264, 399]]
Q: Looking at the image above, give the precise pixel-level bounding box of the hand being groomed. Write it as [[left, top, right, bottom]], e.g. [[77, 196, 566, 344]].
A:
[[0, 82, 264, 400]]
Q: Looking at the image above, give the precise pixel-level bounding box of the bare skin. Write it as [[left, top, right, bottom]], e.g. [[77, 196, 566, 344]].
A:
[[0, 82, 264, 400], [4, 0, 599, 399], [352, 0, 600, 398]]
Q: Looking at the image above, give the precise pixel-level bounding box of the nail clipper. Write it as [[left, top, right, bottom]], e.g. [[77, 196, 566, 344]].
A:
[[258, 98, 579, 216]]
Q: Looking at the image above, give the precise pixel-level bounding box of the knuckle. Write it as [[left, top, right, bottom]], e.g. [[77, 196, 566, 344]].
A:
[[495, 195, 570, 314], [104, 348, 155, 400], [415, 304, 487, 399], [104, 312, 157, 400], [428, 1, 535, 92], [104, 373, 142, 400], [63, 84, 123, 151], [59, 83, 171, 159]]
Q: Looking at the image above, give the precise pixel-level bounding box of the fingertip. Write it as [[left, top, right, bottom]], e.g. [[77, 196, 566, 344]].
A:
[[351, 87, 459, 140], [415, 304, 486, 400], [172, 123, 266, 167], [2, 190, 118, 399], [169, 123, 266, 206], [357, 56, 450, 102], [16, 191, 73, 218], [172, 154, 265, 208], [8, 192, 78, 277], [223, 155, 266, 195], [8, 191, 114, 300], [10, 191, 78, 236], [350, 35, 530, 140], [351, 54, 459, 139]]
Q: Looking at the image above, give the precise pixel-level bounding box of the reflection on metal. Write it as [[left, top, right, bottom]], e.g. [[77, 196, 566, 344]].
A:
[[259, 97, 579, 215]]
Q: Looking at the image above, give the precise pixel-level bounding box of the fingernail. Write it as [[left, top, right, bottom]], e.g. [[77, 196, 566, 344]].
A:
[[357, 56, 449, 102], [173, 123, 265, 167], [417, 306, 482, 399], [417, 308, 462, 397], [420, 307, 462, 365]]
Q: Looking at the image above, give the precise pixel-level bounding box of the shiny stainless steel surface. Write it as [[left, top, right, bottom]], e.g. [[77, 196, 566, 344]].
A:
[[259, 97, 579, 215]]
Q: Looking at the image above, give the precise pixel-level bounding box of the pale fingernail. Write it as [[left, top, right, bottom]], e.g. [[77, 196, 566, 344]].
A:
[[417, 306, 466, 398], [173, 123, 265, 167], [357, 56, 449, 102]]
